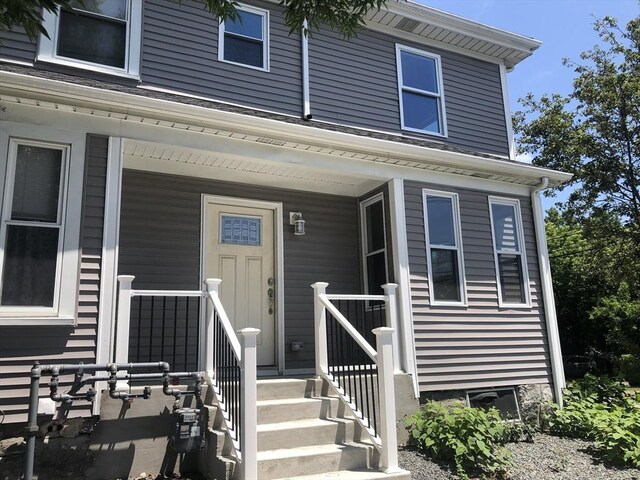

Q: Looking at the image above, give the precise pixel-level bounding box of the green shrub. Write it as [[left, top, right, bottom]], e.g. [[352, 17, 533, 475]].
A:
[[405, 401, 529, 479], [619, 354, 640, 386], [546, 375, 640, 468]]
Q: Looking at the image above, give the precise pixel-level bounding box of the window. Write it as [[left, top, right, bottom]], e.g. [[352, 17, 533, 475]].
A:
[[0, 126, 85, 325], [488, 197, 530, 307], [423, 190, 466, 305], [37, 0, 142, 78], [220, 215, 261, 246], [360, 194, 388, 296], [467, 388, 520, 420], [219, 5, 269, 71], [396, 45, 447, 137]]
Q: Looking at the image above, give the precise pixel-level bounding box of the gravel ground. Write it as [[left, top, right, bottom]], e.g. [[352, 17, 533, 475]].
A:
[[399, 433, 640, 480]]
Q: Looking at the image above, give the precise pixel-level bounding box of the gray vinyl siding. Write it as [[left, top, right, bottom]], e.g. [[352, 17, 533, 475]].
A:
[[141, 0, 302, 116], [308, 27, 509, 157], [118, 170, 361, 370], [0, 28, 36, 63], [404, 180, 551, 392], [0, 134, 106, 423]]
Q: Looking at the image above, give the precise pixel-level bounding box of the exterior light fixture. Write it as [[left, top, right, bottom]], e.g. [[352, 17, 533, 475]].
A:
[[289, 212, 306, 236]]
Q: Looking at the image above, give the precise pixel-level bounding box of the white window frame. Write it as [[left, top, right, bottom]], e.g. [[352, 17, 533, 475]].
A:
[[488, 196, 531, 308], [0, 124, 86, 326], [396, 44, 448, 138], [218, 4, 270, 72], [37, 0, 142, 79], [423, 189, 466, 306], [360, 193, 389, 297]]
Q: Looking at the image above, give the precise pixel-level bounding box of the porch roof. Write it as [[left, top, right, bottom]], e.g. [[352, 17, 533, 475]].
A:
[[0, 65, 571, 191]]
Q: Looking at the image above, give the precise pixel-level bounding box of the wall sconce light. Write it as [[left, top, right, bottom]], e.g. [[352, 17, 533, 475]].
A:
[[289, 212, 306, 236]]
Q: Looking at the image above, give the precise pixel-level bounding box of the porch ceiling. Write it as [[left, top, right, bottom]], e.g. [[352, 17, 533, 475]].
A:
[[123, 139, 384, 197]]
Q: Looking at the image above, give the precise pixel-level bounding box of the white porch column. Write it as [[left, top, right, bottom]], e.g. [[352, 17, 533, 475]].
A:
[[373, 327, 401, 473], [312, 282, 329, 377], [382, 283, 401, 373], [114, 275, 135, 363], [204, 278, 222, 376], [238, 327, 260, 480]]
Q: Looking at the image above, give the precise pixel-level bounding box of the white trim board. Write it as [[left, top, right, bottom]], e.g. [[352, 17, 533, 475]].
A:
[[200, 194, 285, 373]]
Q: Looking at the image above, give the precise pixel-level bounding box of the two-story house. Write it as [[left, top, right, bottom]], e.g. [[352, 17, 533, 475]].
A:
[[0, 1, 570, 479]]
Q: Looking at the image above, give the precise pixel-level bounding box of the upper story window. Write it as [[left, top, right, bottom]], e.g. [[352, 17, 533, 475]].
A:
[[360, 194, 388, 297], [396, 45, 447, 137], [423, 190, 466, 305], [0, 127, 85, 326], [488, 197, 531, 308], [219, 5, 270, 71], [37, 0, 142, 78]]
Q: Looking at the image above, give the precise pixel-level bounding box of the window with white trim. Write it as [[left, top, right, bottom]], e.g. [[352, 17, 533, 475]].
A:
[[360, 194, 388, 297], [488, 197, 530, 307], [37, 0, 142, 78], [0, 126, 85, 325], [219, 5, 269, 71], [423, 190, 466, 305], [396, 45, 447, 136]]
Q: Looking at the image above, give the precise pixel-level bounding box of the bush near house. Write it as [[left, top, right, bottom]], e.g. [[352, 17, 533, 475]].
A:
[[546, 375, 640, 468], [404, 401, 532, 479]]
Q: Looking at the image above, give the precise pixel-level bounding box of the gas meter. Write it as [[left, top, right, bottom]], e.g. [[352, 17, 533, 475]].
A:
[[170, 408, 203, 453]]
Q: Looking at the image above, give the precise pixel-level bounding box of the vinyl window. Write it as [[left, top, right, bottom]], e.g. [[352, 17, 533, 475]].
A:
[[423, 190, 466, 305], [360, 194, 388, 297], [396, 44, 447, 137], [37, 0, 142, 78], [219, 5, 270, 71], [488, 197, 530, 307]]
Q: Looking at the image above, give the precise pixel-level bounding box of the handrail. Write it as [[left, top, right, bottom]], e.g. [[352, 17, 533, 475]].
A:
[[324, 294, 386, 301], [131, 289, 205, 297], [207, 290, 241, 359], [319, 294, 377, 362]]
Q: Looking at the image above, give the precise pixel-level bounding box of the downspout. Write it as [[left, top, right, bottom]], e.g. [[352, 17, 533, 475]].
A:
[[531, 177, 565, 407], [301, 20, 312, 120]]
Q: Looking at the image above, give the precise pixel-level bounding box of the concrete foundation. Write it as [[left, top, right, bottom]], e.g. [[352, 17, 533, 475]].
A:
[[393, 373, 420, 445], [516, 383, 554, 428]]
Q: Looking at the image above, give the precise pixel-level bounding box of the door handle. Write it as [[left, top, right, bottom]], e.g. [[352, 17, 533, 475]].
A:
[[267, 278, 275, 314]]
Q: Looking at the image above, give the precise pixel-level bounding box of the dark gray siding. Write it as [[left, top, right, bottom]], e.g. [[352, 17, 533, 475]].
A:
[[308, 28, 509, 157], [404, 180, 551, 392], [0, 135, 106, 423], [118, 170, 361, 370], [141, 0, 302, 116], [0, 28, 36, 63]]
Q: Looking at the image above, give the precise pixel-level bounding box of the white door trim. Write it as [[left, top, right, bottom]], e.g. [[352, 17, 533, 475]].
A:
[[200, 194, 285, 373]]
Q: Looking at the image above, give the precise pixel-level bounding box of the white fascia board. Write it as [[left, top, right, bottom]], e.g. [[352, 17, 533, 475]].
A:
[[387, 1, 542, 57], [0, 70, 570, 186]]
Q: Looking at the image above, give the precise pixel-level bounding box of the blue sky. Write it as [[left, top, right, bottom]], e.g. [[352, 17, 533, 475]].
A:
[[417, 0, 637, 210]]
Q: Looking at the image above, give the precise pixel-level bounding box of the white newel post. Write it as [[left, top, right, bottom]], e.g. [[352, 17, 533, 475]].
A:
[[373, 327, 400, 473], [204, 278, 222, 375], [238, 328, 260, 480], [382, 283, 401, 373], [312, 282, 329, 377], [115, 275, 135, 363]]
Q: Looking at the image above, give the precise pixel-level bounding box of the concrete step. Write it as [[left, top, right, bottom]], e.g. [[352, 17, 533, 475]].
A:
[[257, 396, 340, 423], [257, 443, 376, 480], [277, 469, 412, 480], [257, 378, 322, 401], [257, 417, 356, 450]]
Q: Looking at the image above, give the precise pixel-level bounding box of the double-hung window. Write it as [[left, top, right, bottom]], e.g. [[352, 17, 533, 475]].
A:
[[360, 194, 388, 297], [219, 5, 270, 71], [396, 45, 447, 136], [488, 197, 530, 307], [423, 190, 466, 305], [37, 0, 142, 78], [0, 126, 85, 325]]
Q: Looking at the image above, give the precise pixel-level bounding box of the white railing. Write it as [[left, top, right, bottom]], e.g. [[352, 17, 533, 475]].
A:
[[312, 282, 402, 474], [115, 276, 258, 480]]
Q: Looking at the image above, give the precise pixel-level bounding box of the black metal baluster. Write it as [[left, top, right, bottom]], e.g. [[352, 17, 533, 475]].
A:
[[148, 296, 155, 362], [160, 297, 167, 361], [135, 297, 143, 363], [184, 297, 190, 371], [172, 297, 178, 369]]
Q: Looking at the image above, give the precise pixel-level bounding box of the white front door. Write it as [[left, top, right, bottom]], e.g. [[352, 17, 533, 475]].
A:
[[204, 201, 276, 366]]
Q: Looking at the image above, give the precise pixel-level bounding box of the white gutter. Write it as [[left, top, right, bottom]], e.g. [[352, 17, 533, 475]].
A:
[[301, 20, 312, 120], [531, 177, 566, 407]]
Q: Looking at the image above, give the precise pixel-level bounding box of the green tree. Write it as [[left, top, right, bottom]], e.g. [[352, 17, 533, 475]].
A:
[[514, 14, 640, 235], [0, 0, 390, 40]]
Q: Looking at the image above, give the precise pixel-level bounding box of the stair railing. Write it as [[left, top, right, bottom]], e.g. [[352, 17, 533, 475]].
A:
[[312, 282, 401, 474], [203, 279, 259, 480]]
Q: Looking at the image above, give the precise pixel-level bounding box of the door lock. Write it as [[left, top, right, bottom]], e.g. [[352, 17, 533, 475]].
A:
[[267, 281, 275, 315]]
